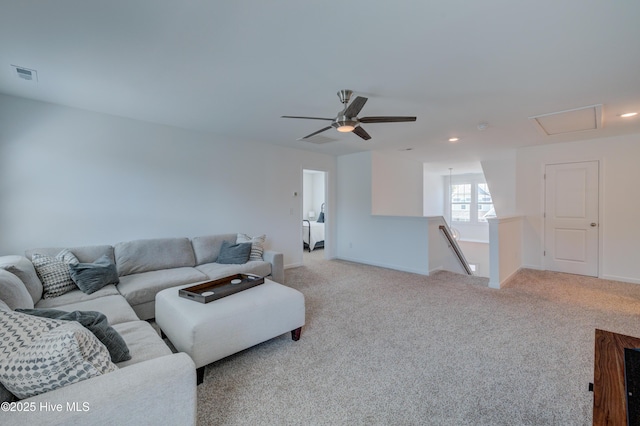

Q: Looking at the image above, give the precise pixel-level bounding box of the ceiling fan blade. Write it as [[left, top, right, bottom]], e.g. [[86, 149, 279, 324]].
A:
[[281, 115, 334, 121], [343, 96, 368, 117], [300, 126, 333, 140], [359, 116, 417, 123], [352, 126, 371, 140]]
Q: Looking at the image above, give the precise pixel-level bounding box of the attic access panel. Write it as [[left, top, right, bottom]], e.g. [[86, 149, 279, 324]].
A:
[[529, 104, 602, 136]]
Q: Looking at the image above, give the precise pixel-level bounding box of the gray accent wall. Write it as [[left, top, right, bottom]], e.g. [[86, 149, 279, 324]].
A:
[[0, 94, 335, 269]]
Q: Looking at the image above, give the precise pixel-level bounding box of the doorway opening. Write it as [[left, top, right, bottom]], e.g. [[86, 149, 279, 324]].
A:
[[302, 169, 327, 261]]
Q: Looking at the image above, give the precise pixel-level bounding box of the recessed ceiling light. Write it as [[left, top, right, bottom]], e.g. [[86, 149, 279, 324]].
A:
[[448, 137, 459, 142], [620, 112, 638, 118]]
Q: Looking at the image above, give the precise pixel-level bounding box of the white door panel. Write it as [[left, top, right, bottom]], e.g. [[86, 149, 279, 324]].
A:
[[544, 161, 599, 276]]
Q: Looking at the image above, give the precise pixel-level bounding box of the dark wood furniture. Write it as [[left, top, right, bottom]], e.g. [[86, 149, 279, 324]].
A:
[[593, 329, 640, 425], [178, 274, 264, 303]]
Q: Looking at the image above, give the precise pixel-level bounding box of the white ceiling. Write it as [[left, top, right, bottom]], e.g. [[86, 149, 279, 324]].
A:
[[1, 1, 640, 173]]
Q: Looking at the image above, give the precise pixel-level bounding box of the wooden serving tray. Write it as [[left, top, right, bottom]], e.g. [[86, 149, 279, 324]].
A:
[[179, 273, 265, 303]]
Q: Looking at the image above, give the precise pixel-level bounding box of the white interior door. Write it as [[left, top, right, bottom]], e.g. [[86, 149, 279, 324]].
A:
[[544, 161, 599, 276]]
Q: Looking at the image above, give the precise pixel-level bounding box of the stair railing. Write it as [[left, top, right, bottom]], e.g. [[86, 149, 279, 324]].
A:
[[438, 224, 473, 275]]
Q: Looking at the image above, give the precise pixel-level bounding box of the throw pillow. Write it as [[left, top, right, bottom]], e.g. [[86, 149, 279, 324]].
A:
[[317, 211, 325, 223], [236, 233, 266, 261], [16, 308, 131, 363], [0, 309, 117, 399], [69, 255, 120, 294], [217, 241, 252, 264], [57, 248, 80, 265], [31, 251, 79, 298], [0, 381, 15, 403]]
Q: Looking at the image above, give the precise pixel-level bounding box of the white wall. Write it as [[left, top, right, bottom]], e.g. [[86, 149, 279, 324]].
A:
[[457, 241, 489, 278], [516, 133, 640, 284], [0, 95, 336, 268], [371, 151, 423, 217], [481, 149, 517, 217], [336, 152, 430, 275], [488, 216, 523, 288], [422, 166, 444, 217]]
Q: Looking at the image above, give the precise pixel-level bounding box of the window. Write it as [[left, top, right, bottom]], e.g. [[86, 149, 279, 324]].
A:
[[477, 183, 494, 222], [451, 184, 471, 222], [447, 175, 495, 224]]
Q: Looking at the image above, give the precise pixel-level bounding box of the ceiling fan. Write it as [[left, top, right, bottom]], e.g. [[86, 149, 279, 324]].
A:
[[281, 90, 416, 140]]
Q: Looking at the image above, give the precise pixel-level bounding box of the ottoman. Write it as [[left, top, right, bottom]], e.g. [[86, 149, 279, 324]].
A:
[[155, 278, 305, 384]]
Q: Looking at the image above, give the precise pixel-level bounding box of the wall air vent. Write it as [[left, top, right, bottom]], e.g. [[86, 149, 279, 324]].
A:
[[529, 104, 602, 136], [11, 65, 38, 83]]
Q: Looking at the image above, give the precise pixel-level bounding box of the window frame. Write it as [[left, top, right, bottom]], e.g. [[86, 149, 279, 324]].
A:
[[445, 174, 494, 226]]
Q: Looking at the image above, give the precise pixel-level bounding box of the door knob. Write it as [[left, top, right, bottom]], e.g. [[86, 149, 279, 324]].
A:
[[590, 223, 597, 227]]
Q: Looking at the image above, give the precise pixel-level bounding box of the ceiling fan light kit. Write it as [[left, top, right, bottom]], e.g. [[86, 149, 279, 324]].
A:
[[334, 117, 357, 132], [282, 90, 416, 141]]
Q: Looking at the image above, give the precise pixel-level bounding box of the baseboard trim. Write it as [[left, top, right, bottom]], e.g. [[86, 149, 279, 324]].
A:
[[499, 267, 522, 288], [429, 266, 444, 275], [600, 274, 640, 285], [521, 264, 544, 271]]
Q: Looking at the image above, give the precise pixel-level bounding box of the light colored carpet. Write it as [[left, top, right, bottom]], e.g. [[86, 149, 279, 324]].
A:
[[189, 250, 640, 425]]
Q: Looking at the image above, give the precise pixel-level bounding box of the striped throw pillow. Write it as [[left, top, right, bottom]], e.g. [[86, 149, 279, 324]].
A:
[[236, 234, 266, 261]]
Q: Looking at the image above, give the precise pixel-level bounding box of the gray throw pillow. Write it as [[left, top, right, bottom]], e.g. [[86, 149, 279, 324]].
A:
[[16, 308, 131, 363], [217, 241, 252, 264], [69, 255, 119, 294]]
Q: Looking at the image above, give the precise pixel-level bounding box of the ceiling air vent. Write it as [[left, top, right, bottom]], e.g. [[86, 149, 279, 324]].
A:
[[11, 65, 38, 83], [529, 104, 602, 136], [298, 135, 338, 145]]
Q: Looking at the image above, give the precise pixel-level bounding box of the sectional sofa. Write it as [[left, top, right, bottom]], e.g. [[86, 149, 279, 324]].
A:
[[0, 234, 285, 426]]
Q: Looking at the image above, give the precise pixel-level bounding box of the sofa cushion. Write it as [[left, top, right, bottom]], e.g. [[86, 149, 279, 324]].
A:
[[0, 255, 43, 303], [195, 261, 272, 281], [16, 308, 131, 363], [236, 233, 266, 261], [0, 310, 117, 399], [34, 284, 119, 309], [112, 321, 172, 368], [217, 241, 252, 264], [191, 234, 237, 265], [115, 238, 196, 276], [31, 252, 78, 298], [0, 269, 34, 310], [117, 267, 208, 307], [25, 245, 115, 264], [70, 255, 120, 294], [36, 293, 139, 326]]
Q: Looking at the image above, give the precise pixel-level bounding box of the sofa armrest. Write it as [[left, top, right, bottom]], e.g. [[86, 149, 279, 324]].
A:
[[3, 353, 196, 426], [263, 250, 284, 284]]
